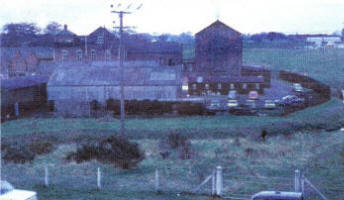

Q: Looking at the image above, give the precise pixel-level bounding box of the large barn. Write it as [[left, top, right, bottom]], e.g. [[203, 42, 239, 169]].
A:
[[184, 20, 269, 96], [47, 61, 182, 116]]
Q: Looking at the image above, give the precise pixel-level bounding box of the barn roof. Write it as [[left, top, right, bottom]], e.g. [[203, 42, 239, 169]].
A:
[[1, 47, 54, 61], [127, 41, 182, 54], [196, 20, 241, 37], [48, 61, 182, 86], [1, 75, 49, 90]]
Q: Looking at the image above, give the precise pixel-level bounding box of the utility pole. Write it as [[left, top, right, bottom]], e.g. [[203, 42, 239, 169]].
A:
[[111, 2, 142, 135]]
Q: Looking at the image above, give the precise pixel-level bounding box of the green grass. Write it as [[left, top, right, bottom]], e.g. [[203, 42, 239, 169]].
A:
[[2, 130, 343, 199], [2, 98, 343, 140], [243, 48, 344, 90]]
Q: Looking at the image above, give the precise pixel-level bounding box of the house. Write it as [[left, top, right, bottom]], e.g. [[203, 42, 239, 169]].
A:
[[183, 20, 268, 96], [47, 61, 182, 116], [0, 47, 54, 78], [1, 75, 49, 120]]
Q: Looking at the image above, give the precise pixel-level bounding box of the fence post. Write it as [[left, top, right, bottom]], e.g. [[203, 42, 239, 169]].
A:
[[211, 171, 216, 196], [97, 167, 101, 190], [44, 166, 49, 187], [155, 169, 160, 193], [301, 174, 305, 195], [216, 166, 223, 196], [294, 169, 301, 192]]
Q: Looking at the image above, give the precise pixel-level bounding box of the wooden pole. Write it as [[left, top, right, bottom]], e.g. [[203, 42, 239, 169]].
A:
[[155, 169, 160, 193], [216, 166, 223, 196], [97, 167, 101, 190], [294, 169, 300, 192], [44, 166, 49, 187]]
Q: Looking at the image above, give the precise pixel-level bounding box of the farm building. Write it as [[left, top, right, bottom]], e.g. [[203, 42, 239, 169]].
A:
[[47, 61, 182, 116], [306, 36, 343, 49], [183, 20, 269, 96], [0, 47, 54, 78], [1, 75, 49, 120]]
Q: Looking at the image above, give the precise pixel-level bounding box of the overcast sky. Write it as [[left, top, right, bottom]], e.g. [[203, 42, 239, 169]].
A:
[[1, 0, 344, 35]]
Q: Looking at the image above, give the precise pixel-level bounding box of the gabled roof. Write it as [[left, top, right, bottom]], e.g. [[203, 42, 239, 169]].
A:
[[196, 20, 241, 36], [1, 47, 54, 61]]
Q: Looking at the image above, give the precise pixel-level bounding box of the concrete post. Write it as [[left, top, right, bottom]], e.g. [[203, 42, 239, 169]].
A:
[[211, 171, 216, 195], [44, 166, 49, 187], [97, 167, 101, 190], [155, 169, 160, 193], [216, 166, 223, 196], [294, 169, 301, 192]]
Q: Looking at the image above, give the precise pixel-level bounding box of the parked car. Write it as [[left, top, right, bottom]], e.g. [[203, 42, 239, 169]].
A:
[[228, 90, 237, 99], [227, 99, 239, 108], [248, 90, 259, 100], [251, 191, 303, 200], [264, 100, 276, 109], [0, 180, 37, 200], [206, 99, 227, 112], [278, 95, 305, 107], [293, 83, 304, 92]]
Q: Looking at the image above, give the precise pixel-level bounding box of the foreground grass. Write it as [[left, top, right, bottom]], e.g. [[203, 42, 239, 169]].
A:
[[1, 98, 343, 140], [2, 130, 343, 199]]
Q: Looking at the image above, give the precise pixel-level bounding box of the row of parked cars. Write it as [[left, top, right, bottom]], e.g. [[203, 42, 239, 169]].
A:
[[206, 83, 308, 115]]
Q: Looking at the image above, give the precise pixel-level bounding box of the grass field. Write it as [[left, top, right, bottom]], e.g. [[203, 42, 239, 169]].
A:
[[2, 130, 343, 199], [243, 48, 344, 90]]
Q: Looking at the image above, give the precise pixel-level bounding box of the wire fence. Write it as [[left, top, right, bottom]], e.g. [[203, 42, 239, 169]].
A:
[[2, 164, 344, 199]]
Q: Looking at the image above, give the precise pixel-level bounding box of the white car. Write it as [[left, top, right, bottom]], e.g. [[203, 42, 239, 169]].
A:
[[293, 83, 303, 92], [0, 181, 37, 200], [227, 99, 239, 108], [264, 100, 276, 109], [228, 90, 237, 99]]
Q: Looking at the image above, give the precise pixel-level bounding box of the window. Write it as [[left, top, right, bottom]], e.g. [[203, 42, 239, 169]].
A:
[[96, 35, 104, 45], [105, 50, 111, 61], [76, 50, 83, 61], [192, 83, 197, 90], [230, 83, 235, 90], [242, 83, 247, 90], [205, 83, 209, 90], [91, 50, 96, 61], [218, 83, 222, 90], [62, 50, 68, 61]]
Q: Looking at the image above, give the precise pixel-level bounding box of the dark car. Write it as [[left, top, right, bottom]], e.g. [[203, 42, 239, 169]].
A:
[[229, 104, 258, 116]]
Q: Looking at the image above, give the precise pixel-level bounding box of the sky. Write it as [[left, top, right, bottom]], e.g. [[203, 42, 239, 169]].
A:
[[1, 0, 344, 35]]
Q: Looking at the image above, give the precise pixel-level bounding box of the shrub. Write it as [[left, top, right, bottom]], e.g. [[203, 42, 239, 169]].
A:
[[176, 102, 205, 115], [66, 136, 144, 169], [90, 100, 100, 111], [2, 144, 35, 164], [165, 133, 188, 149], [29, 141, 54, 155]]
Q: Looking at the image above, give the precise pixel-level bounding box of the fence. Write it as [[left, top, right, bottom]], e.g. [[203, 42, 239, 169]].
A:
[[3, 164, 342, 199]]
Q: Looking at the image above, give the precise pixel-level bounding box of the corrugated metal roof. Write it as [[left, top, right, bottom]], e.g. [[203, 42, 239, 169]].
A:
[[48, 62, 182, 86], [1, 75, 49, 90]]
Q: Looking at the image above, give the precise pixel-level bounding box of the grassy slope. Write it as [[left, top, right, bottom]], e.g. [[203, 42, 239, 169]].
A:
[[2, 130, 343, 199]]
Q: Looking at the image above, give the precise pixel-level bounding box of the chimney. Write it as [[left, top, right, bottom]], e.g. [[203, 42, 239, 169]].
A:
[[64, 24, 68, 31]]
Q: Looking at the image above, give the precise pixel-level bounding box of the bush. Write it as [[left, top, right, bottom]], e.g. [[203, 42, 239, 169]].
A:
[[176, 102, 205, 115], [29, 141, 54, 155], [2, 144, 35, 164], [165, 133, 188, 149], [66, 136, 144, 169]]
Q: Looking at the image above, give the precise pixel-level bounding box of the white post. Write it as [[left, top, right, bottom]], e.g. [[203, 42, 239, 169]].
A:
[[97, 167, 101, 190], [211, 171, 216, 196], [216, 166, 223, 196], [44, 166, 49, 187], [342, 90, 344, 104], [155, 169, 160, 193], [294, 169, 300, 192]]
